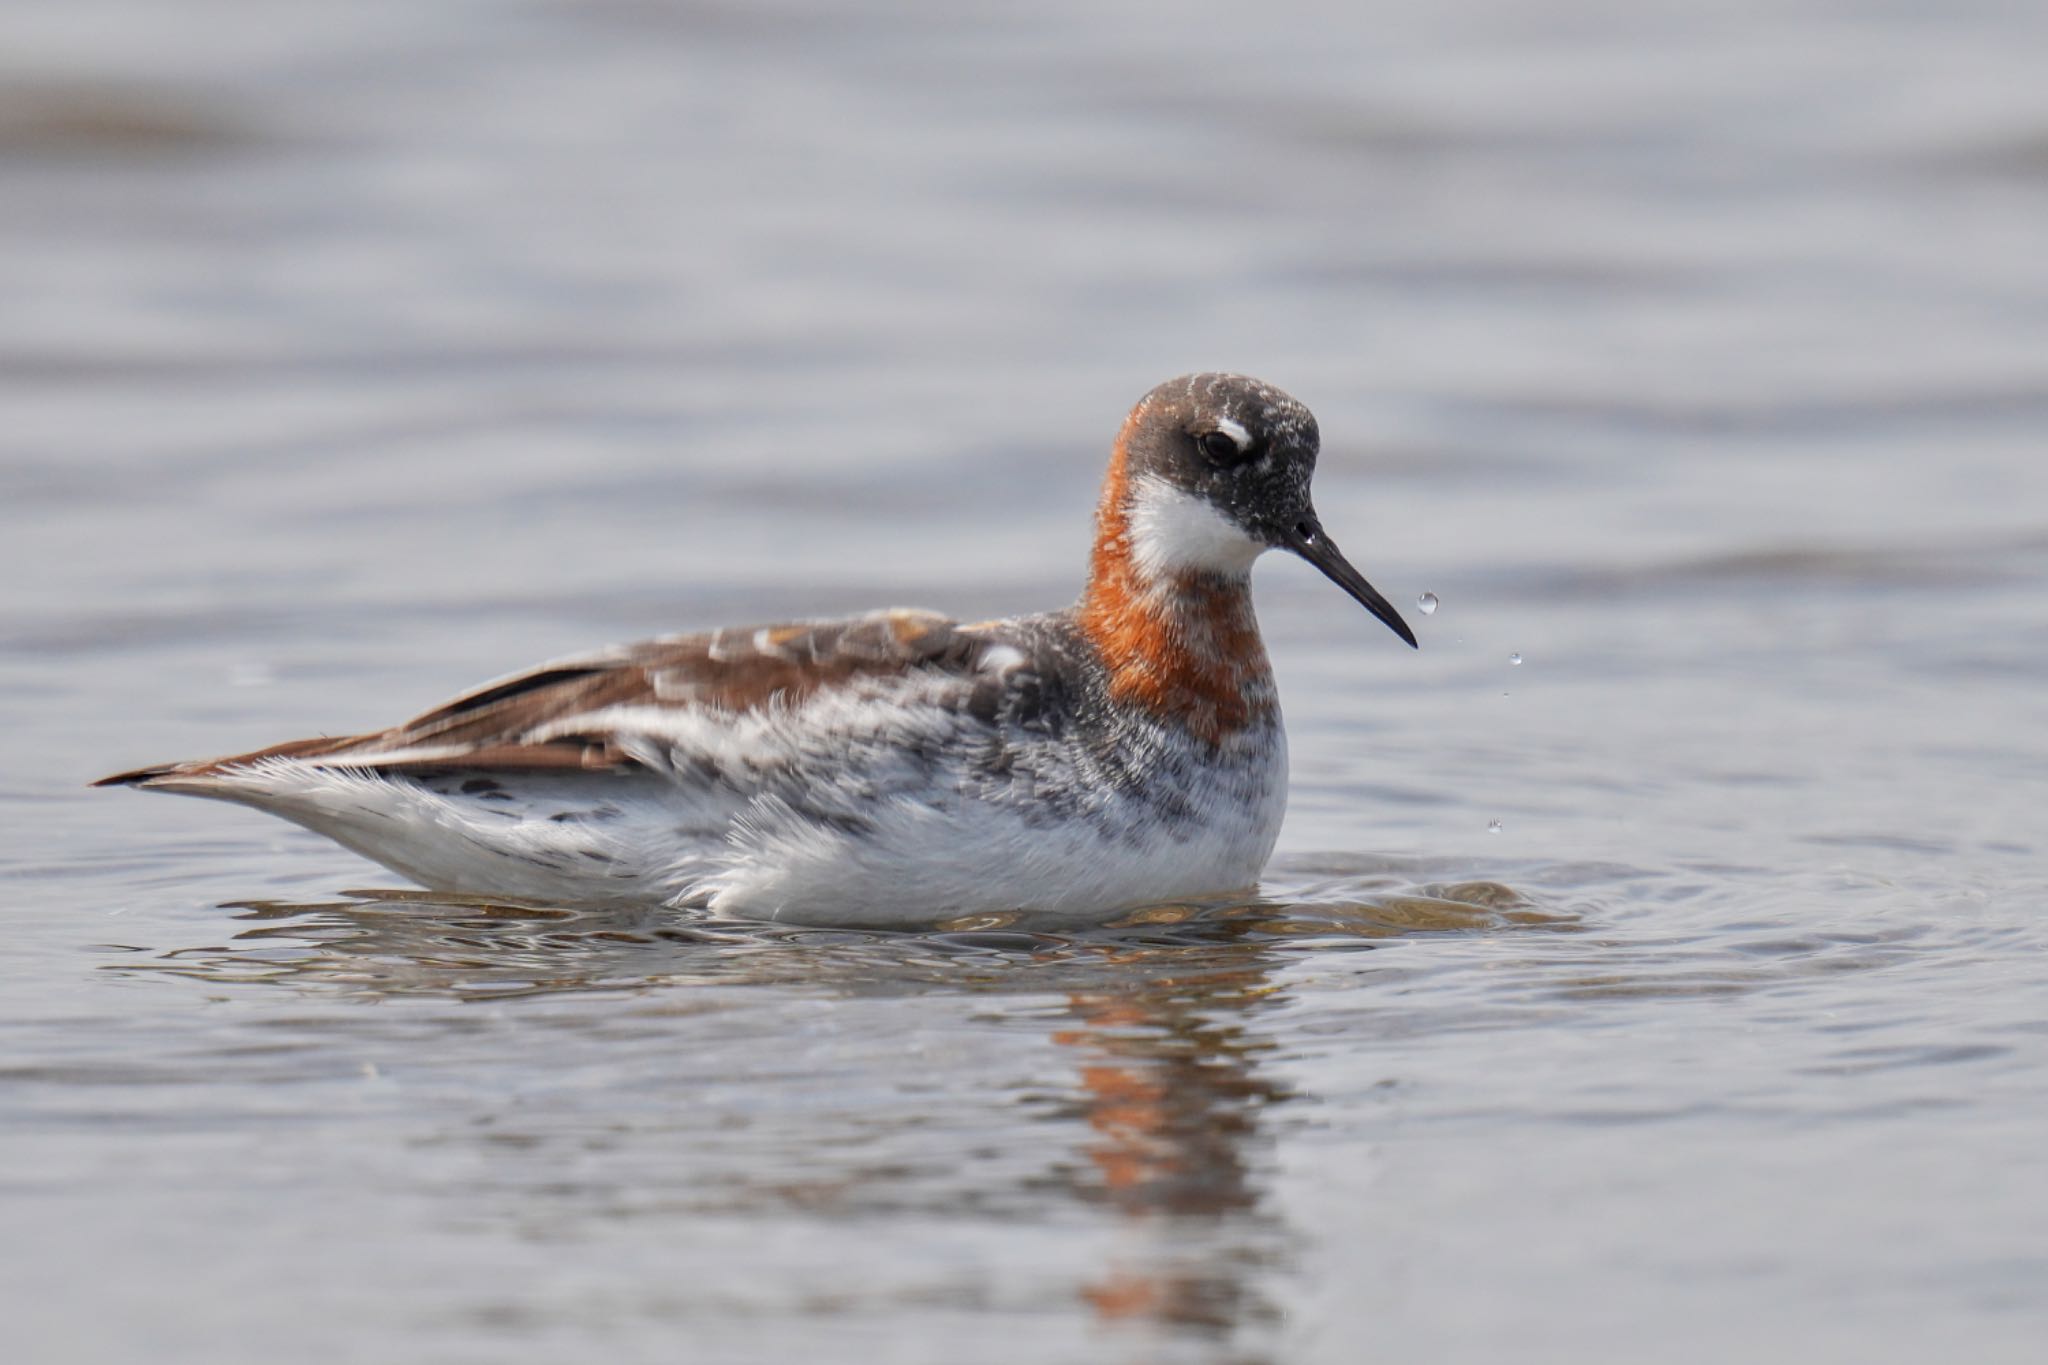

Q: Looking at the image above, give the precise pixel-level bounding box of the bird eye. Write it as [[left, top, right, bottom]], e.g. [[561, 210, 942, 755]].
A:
[[1197, 430, 1246, 462]]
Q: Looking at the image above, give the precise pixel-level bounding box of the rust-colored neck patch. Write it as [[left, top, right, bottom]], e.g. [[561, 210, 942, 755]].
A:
[[1078, 410, 1273, 745]]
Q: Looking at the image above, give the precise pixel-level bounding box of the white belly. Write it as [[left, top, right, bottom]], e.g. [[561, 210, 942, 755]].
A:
[[185, 709, 1291, 928], [708, 767, 1287, 926]]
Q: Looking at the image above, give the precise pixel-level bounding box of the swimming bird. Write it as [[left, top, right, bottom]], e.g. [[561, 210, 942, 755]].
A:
[[97, 373, 1416, 925]]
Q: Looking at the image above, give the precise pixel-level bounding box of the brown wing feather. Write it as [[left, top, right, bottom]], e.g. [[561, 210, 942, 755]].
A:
[[96, 609, 985, 785]]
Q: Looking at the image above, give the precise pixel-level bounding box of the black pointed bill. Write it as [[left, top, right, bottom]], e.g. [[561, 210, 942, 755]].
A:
[[1281, 518, 1418, 649]]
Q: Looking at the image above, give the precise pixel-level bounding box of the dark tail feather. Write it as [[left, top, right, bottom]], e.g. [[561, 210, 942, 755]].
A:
[[92, 763, 183, 788], [91, 735, 367, 790]]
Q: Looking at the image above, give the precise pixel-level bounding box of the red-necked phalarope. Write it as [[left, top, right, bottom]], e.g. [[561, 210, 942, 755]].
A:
[[98, 374, 1416, 925]]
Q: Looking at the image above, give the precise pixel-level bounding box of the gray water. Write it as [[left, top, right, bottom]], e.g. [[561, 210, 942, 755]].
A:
[[5, 2, 2048, 1361]]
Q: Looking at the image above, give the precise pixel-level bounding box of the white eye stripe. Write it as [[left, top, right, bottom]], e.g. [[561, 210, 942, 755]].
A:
[[1211, 417, 1251, 451]]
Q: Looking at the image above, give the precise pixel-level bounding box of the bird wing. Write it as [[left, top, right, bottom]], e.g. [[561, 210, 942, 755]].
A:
[[96, 608, 1008, 785]]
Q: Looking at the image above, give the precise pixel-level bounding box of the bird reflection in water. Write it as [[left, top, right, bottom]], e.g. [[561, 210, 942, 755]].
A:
[[108, 878, 1556, 1358], [1046, 932, 1296, 1354]]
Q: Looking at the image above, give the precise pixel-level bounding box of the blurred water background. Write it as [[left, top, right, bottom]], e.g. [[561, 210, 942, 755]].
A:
[[4, 1, 2047, 1361]]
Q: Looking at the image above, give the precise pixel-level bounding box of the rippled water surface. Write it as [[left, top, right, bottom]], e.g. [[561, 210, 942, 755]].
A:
[[5, 2, 2048, 1361]]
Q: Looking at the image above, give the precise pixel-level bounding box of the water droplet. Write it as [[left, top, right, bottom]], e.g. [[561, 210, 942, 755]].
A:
[[1487, 819, 1503, 834], [1508, 652, 1522, 666], [1416, 592, 1439, 616]]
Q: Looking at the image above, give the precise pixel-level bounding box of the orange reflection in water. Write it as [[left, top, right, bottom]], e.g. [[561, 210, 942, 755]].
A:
[[1052, 948, 1294, 1347]]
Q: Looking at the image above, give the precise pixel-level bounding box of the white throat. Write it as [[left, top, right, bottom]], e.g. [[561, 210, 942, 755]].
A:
[[1125, 474, 1265, 581]]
